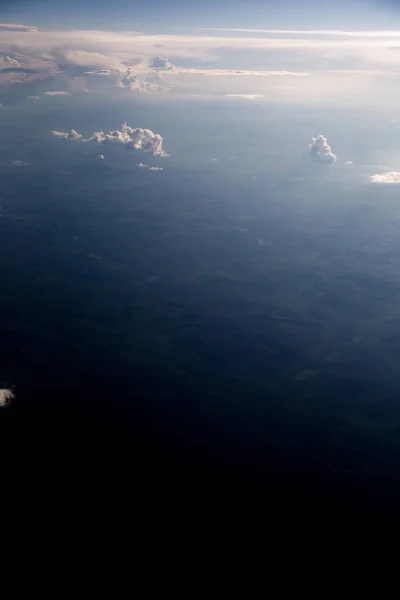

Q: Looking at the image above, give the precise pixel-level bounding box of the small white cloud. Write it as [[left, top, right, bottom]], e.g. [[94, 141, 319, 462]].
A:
[[225, 94, 264, 99], [149, 166, 164, 171], [0, 23, 37, 32], [0, 56, 21, 69], [84, 69, 111, 75], [52, 129, 83, 140], [11, 160, 29, 167], [370, 171, 400, 183], [136, 162, 149, 168], [344, 160, 354, 166], [43, 91, 70, 96], [0, 388, 14, 407], [150, 57, 175, 71], [309, 134, 337, 164], [97, 154, 104, 160], [53, 122, 168, 156], [28, 95, 40, 100]]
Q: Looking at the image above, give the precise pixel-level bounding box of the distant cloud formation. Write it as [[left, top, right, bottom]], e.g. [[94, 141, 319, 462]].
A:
[[370, 171, 400, 183], [150, 57, 175, 71], [43, 91, 70, 96], [52, 129, 83, 140], [0, 23, 37, 32], [11, 160, 30, 167], [0, 388, 14, 407], [52, 122, 168, 157], [309, 135, 337, 164], [225, 94, 264, 99], [0, 56, 21, 68]]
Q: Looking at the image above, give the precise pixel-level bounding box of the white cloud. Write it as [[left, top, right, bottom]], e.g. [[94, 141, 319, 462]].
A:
[[97, 154, 104, 160], [0, 56, 21, 69], [309, 135, 337, 164], [136, 162, 149, 168], [0, 23, 37, 32], [344, 160, 354, 166], [370, 171, 400, 183], [53, 122, 168, 156], [11, 160, 30, 167], [225, 94, 264, 99], [149, 166, 164, 171], [28, 95, 40, 100], [0, 388, 14, 407], [52, 129, 83, 140], [150, 57, 175, 71], [118, 69, 165, 92], [43, 91, 70, 96]]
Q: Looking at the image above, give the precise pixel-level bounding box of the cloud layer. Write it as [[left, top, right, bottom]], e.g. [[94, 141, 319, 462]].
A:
[[309, 135, 337, 164], [370, 171, 400, 183], [52, 122, 168, 156]]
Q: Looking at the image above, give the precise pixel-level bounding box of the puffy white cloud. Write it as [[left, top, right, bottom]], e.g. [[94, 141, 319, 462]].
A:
[[0, 23, 37, 32], [53, 122, 168, 157], [150, 57, 175, 71], [309, 135, 337, 164], [370, 171, 400, 183], [118, 68, 166, 92], [97, 154, 104, 160], [43, 91, 70, 96], [0, 56, 21, 69], [52, 129, 83, 140], [0, 388, 14, 407]]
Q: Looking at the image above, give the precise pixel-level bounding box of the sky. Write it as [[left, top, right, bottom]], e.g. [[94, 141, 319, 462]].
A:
[[2, 0, 400, 30]]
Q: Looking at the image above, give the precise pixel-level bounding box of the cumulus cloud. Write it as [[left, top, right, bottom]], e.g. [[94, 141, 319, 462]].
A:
[[53, 122, 168, 156], [0, 56, 21, 68], [309, 135, 337, 164], [52, 129, 83, 140], [0, 388, 14, 407], [150, 57, 175, 71], [0, 23, 37, 32], [118, 68, 166, 92], [370, 171, 400, 183], [43, 91, 70, 96]]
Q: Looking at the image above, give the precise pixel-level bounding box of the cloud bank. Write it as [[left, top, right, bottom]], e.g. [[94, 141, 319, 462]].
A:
[[309, 135, 337, 164], [370, 171, 400, 183], [52, 122, 168, 156]]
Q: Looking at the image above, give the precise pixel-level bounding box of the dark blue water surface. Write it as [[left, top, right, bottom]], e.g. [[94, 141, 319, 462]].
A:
[[2, 96, 400, 515]]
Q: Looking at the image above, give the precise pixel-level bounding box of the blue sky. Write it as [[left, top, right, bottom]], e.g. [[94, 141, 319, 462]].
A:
[[2, 0, 400, 30]]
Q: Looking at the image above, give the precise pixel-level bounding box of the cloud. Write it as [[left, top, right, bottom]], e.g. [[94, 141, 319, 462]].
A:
[[11, 160, 30, 167], [43, 91, 70, 96], [149, 166, 164, 171], [309, 135, 337, 164], [136, 162, 149, 168], [0, 56, 21, 68], [28, 95, 40, 100], [118, 68, 165, 92], [225, 93, 264, 99], [53, 122, 168, 156], [97, 154, 104, 160], [0, 23, 37, 32], [370, 171, 400, 183], [52, 129, 83, 140], [344, 160, 354, 166], [150, 57, 175, 71], [0, 388, 14, 407]]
